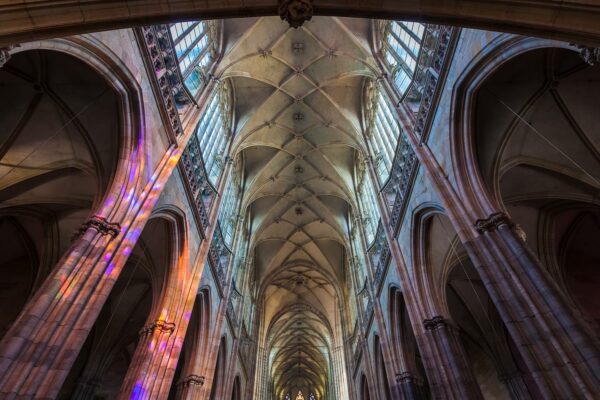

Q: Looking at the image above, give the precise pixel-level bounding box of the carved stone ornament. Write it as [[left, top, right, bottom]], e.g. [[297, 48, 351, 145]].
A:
[[0, 45, 19, 68], [78, 215, 121, 238], [139, 319, 176, 336], [178, 374, 205, 387], [396, 371, 416, 383], [423, 315, 447, 330], [278, 0, 313, 29], [474, 211, 512, 234], [571, 44, 600, 66]]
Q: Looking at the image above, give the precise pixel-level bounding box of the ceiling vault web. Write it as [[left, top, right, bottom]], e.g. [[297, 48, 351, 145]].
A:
[[214, 15, 377, 396]]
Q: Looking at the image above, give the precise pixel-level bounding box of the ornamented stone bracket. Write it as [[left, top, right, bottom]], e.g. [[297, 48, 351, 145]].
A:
[[139, 319, 176, 336], [279, 0, 313, 28], [474, 211, 512, 234]]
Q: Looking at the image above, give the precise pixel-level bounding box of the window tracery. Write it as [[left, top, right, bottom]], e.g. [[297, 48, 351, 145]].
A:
[[381, 21, 424, 96], [169, 20, 219, 96], [218, 156, 242, 247], [194, 79, 233, 185], [364, 80, 400, 184]]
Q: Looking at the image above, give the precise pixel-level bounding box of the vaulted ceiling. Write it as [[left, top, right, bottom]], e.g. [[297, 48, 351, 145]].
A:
[[216, 16, 378, 397]]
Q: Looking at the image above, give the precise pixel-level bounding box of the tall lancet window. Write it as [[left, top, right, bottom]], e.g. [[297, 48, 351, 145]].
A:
[[381, 21, 424, 96], [169, 21, 217, 96], [364, 80, 400, 184], [218, 157, 242, 247], [356, 153, 381, 245], [195, 79, 233, 185]]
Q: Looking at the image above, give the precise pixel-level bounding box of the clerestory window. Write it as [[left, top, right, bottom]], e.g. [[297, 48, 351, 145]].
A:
[[365, 86, 401, 184], [169, 21, 217, 96], [382, 21, 424, 96], [194, 80, 233, 185]]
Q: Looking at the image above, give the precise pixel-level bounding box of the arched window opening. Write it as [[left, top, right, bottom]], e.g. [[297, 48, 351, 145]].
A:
[[380, 21, 425, 96], [364, 82, 401, 184], [218, 156, 243, 247], [356, 153, 380, 243], [169, 20, 218, 96], [194, 79, 233, 185]]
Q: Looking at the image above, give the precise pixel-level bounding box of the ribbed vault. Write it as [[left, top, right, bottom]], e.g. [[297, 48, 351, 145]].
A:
[[216, 16, 377, 398]]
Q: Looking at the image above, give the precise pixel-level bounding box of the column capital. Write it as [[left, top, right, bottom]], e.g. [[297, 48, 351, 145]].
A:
[[77, 215, 121, 239], [474, 211, 512, 234], [139, 319, 176, 336], [396, 371, 421, 385], [423, 315, 447, 330], [178, 374, 205, 387]]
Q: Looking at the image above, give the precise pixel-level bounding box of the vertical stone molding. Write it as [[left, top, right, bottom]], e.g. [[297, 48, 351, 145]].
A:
[[419, 316, 483, 399]]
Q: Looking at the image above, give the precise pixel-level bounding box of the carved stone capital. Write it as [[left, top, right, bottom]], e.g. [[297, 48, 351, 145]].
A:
[[396, 371, 423, 386], [423, 315, 447, 330], [139, 319, 176, 336], [278, 0, 313, 28], [0, 45, 19, 68], [474, 211, 512, 234], [178, 374, 205, 387], [79, 215, 121, 238]]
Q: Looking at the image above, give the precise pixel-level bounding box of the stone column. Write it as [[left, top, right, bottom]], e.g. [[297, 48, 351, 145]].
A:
[[468, 213, 600, 398], [418, 316, 483, 400]]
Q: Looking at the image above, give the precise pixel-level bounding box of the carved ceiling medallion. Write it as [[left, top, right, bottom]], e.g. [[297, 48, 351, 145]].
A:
[[279, 0, 314, 28]]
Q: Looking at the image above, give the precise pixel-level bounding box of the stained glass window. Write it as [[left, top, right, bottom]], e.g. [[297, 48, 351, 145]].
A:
[[382, 21, 424, 96], [295, 392, 305, 400], [169, 21, 216, 96]]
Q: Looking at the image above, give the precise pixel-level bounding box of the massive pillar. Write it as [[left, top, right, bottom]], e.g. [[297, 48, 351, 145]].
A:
[[417, 316, 483, 399]]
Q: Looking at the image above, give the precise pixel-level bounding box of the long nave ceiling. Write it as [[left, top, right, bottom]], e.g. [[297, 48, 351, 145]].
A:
[[217, 16, 377, 397]]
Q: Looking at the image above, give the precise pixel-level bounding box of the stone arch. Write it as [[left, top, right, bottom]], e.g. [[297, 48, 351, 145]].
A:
[[450, 35, 600, 333], [449, 34, 574, 217], [0, 39, 146, 340], [231, 375, 242, 400], [209, 336, 228, 400], [410, 203, 449, 317], [360, 374, 371, 400]]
